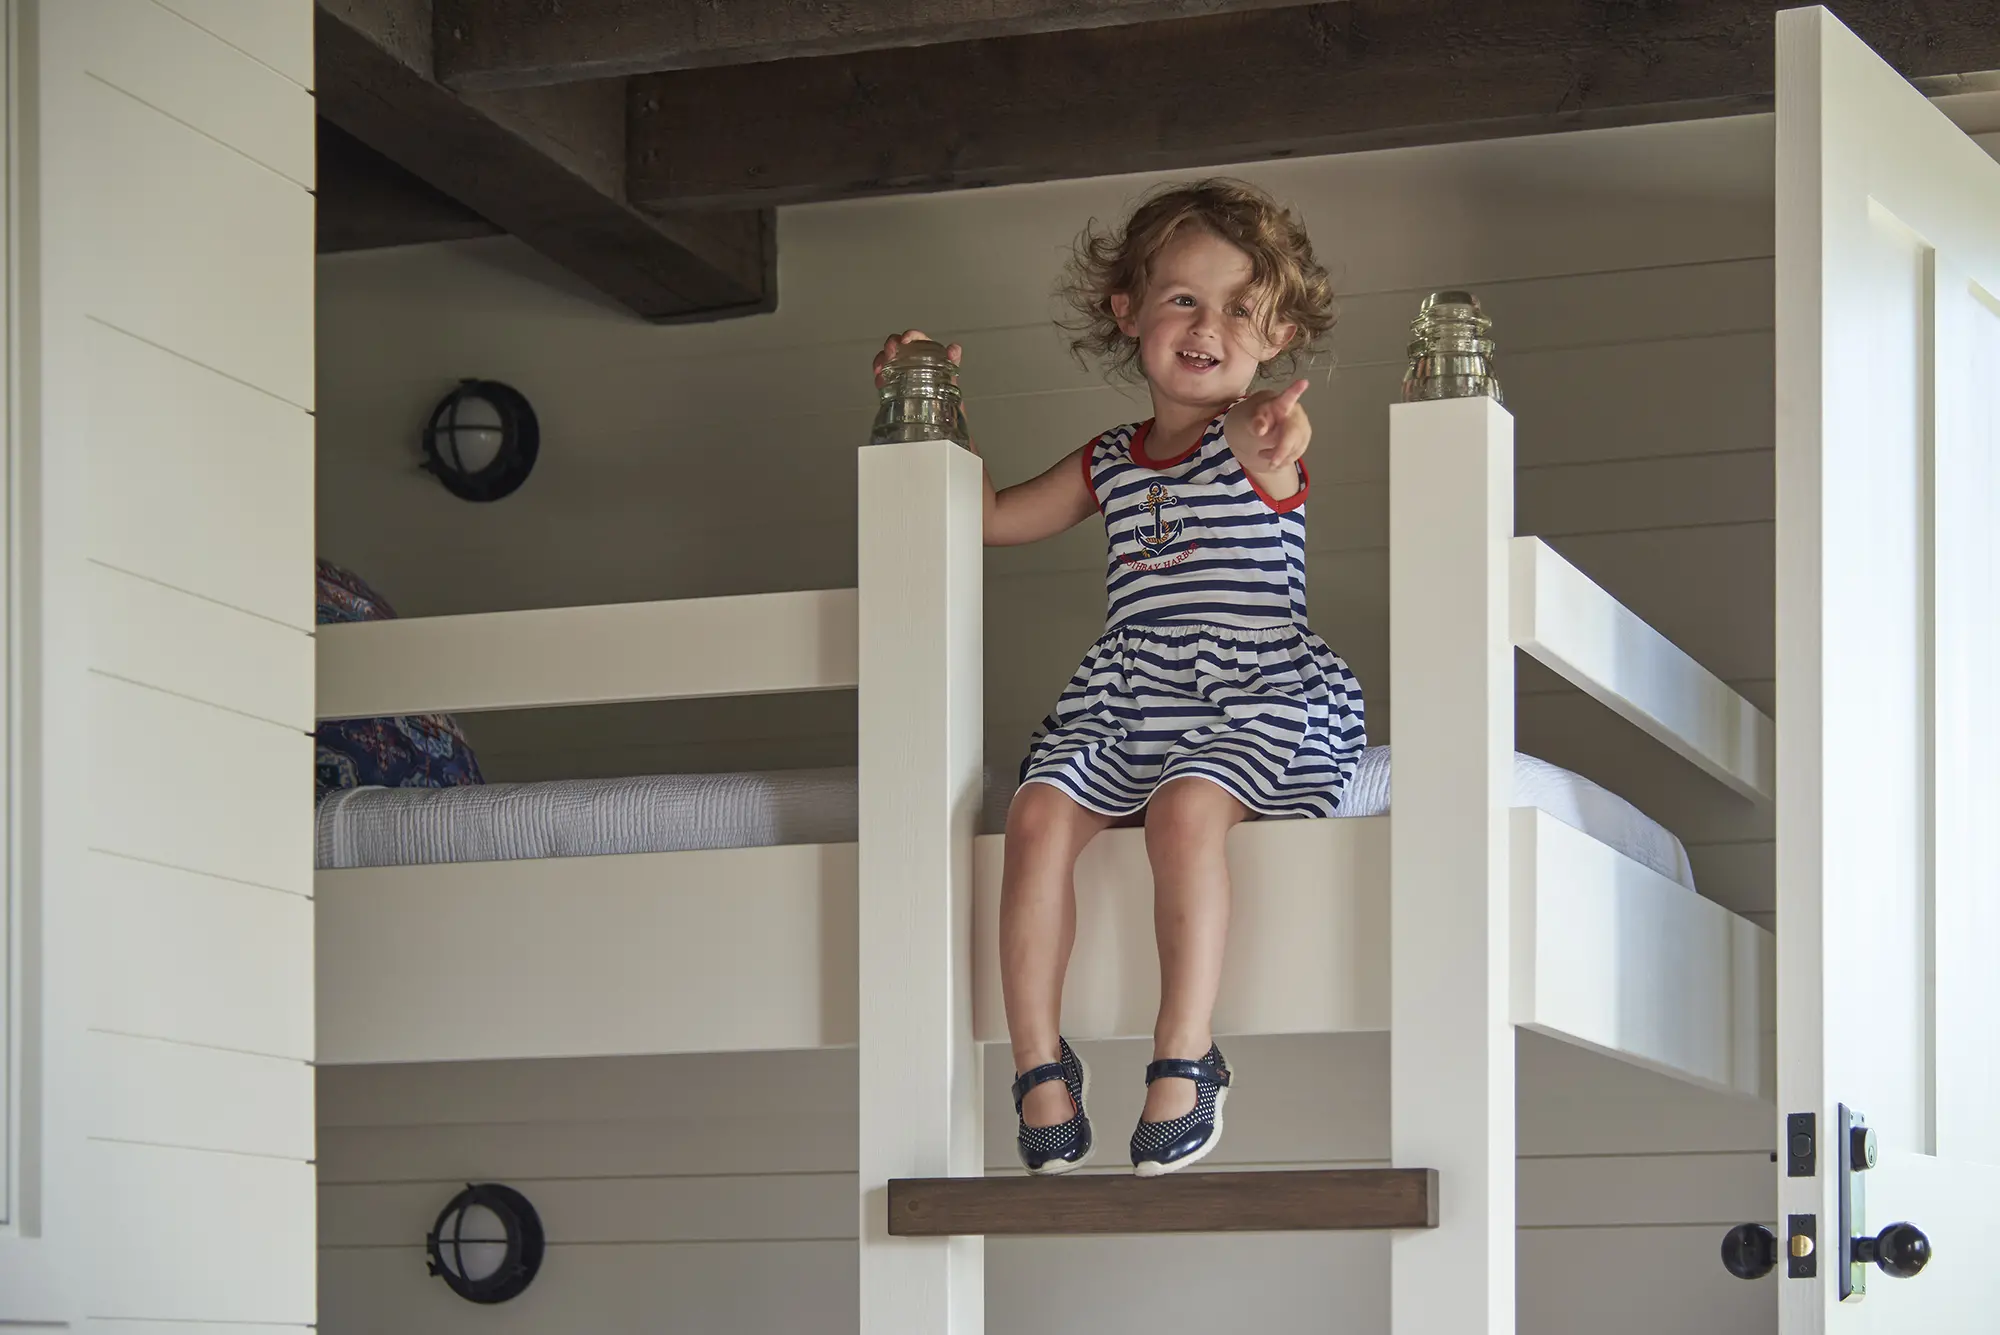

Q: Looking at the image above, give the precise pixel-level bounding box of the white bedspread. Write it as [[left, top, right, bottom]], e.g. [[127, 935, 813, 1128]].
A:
[[315, 745, 1696, 890]]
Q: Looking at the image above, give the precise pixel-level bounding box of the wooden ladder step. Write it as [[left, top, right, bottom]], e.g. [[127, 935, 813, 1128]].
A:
[[887, 1167, 1438, 1237]]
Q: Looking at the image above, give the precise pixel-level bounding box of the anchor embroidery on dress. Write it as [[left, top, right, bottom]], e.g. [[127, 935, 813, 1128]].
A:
[[1137, 483, 1183, 557]]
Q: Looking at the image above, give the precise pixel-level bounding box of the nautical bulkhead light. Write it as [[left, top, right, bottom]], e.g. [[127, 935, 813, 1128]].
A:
[[421, 378, 540, 502], [425, 1182, 546, 1303]]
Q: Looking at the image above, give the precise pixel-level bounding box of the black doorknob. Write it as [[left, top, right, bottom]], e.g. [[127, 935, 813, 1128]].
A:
[[1721, 1223, 1778, 1279], [1853, 1222, 1931, 1278]]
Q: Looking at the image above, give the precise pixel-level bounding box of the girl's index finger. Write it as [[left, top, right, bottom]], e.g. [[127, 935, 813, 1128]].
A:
[[1274, 378, 1310, 415]]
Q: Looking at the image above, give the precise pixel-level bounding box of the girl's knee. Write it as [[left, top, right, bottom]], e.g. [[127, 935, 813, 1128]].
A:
[[1144, 778, 1241, 855], [1006, 782, 1089, 850]]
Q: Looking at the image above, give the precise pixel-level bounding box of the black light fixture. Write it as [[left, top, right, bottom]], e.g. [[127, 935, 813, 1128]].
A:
[[425, 1182, 545, 1304], [421, 379, 540, 502]]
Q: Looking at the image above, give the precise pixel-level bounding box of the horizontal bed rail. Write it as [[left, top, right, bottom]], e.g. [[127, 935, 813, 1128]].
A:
[[315, 587, 858, 720], [1510, 537, 1774, 803]]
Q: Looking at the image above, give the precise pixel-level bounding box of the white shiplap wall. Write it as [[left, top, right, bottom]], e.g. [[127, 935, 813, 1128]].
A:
[[312, 113, 1807, 1333], [11, 0, 315, 1328], [319, 1036, 1776, 1334]]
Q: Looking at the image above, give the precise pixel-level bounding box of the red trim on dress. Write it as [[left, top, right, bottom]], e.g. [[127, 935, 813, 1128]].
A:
[[1246, 459, 1310, 513], [1129, 418, 1204, 470]]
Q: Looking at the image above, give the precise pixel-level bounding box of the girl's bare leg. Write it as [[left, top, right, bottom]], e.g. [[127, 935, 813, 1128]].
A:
[[1001, 782, 1116, 1127], [1141, 776, 1249, 1122]]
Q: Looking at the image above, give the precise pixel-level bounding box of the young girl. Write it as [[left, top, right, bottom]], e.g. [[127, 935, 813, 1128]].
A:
[[873, 179, 1364, 1177]]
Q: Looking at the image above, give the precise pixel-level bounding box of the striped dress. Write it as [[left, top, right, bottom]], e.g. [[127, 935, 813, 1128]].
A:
[[1018, 414, 1366, 818]]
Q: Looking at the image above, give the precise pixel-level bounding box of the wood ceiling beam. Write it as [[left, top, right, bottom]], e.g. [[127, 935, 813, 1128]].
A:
[[625, 0, 2000, 212], [315, 0, 774, 321], [316, 118, 502, 253], [433, 0, 1338, 91]]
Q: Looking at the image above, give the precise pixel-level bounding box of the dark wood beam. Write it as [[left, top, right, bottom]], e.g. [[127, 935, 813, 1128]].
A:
[[316, 118, 502, 253], [887, 1168, 1438, 1236], [627, 0, 2000, 211], [434, 0, 1336, 91], [315, 0, 774, 321]]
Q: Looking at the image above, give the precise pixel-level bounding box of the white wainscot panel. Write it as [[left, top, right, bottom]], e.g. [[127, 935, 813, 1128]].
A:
[[87, 1141, 314, 1324], [88, 1031, 311, 1160], [85, 0, 313, 185], [90, 563, 312, 729], [89, 851, 312, 1059], [89, 674, 312, 896], [85, 319, 314, 627], [150, 0, 313, 87], [79, 74, 313, 408]]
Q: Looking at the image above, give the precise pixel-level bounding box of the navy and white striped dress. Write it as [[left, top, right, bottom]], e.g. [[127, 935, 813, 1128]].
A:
[[1018, 414, 1366, 818]]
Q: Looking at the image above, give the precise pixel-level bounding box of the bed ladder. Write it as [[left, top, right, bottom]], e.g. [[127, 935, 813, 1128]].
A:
[[857, 403, 1513, 1333]]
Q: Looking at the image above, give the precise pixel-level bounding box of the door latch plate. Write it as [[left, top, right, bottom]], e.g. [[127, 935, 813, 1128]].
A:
[[1788, 1213, 1818, 1279]]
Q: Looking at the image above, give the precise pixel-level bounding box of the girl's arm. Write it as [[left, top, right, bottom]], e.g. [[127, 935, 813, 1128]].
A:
[[874, 329, 1097, 547], [1223, 379, 1312, 503], [981, 445, 1096, 547]]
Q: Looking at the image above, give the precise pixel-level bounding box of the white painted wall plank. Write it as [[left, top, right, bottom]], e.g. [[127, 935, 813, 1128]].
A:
[[321, 1240, 856, 1334], [89, 675, 311, 895], [88, 1032, 312, 1161], [318, 1046, 858, 1127], [88, 852, 312, 1059], [320, 1113, 859, 1185], [85, 319, 315, 628], [90, 563, 313, 730], [151, 0, 314, 89], [87, 0, 314, 186], [323, 1173, 854, 1248], [1517, 1225, 1772, 1334], [90, 1325, 307, 1335], [80, 75, 313, 408]]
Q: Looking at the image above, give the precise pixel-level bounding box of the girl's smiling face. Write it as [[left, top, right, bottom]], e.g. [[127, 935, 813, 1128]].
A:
[[1111, 226, 1295, 416]]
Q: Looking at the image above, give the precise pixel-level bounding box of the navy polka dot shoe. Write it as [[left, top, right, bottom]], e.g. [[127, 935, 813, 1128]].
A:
[[1011, 1038, 1093, 1175], [1130, 1044, 1231, 1177]]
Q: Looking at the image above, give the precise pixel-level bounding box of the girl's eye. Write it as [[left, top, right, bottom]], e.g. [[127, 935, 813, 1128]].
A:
[[1170, 294, 1195, 307]]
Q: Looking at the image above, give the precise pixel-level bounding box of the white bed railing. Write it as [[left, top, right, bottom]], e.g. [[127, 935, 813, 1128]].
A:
[[1510, 536, 1774, 802], [315, 586, 858, 719]]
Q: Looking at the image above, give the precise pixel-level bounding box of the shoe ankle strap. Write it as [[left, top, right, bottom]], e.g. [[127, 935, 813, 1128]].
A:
[[1144, 1055, 1229, 1088], [1011, 1060, 1068, 1110]]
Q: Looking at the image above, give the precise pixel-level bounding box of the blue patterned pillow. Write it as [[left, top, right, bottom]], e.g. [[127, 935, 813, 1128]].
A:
[[315, 561, 485, 800]]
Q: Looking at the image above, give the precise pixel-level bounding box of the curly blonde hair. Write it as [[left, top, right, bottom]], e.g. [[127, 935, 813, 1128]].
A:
[[1058, 178, 1335, 381]]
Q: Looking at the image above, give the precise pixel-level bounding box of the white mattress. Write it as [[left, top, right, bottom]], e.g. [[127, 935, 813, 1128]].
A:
[[315, 746, 1697, 890]]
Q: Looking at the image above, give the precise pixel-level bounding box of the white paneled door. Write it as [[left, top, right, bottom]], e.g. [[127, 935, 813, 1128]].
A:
[[1775, 7, 2000, 1332]]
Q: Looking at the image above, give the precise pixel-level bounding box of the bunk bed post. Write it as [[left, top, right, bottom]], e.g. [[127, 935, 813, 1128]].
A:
[[1388, 397, 1516, 1334], [857, 439, 987, 1335]]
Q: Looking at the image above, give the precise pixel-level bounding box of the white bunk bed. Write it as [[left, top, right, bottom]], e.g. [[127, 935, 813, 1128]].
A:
[[312, 401, 1774, 1335], [315, 410, 1772, 1095]]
